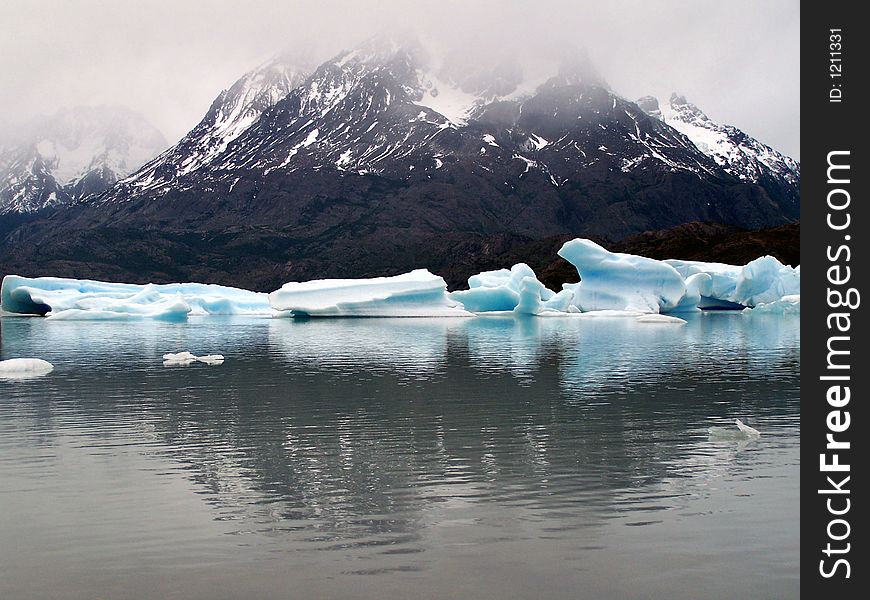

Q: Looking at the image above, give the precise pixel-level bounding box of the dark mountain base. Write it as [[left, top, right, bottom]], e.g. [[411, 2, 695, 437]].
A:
[[0, 221, 798, 292]]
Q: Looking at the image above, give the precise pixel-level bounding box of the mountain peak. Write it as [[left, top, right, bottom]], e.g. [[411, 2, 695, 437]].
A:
[[0, 105, 166, 214], [667, 93, 710, 123], [334, 33, 428, 71], [551, 49, 608, 89], [635, 96, 662, 119], [641, 93, 801, 192]]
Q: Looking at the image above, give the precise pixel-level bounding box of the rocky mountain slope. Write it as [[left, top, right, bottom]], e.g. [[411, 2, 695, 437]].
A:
[[0, 106, 167, 214], [0, 37, 799, 288]]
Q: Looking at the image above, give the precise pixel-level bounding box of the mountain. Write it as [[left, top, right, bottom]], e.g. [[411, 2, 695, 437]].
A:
[[122, 52, 311, 198], [0, 37, 799, 289], [637, 94, 800, 208], [0, 106, 167, 214]]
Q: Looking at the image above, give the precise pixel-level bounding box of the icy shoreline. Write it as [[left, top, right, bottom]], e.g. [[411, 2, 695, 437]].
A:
[[1, 238, 799, 320]]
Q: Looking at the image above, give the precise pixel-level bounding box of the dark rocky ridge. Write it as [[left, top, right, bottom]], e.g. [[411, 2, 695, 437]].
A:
[[0, 217, 799, 292]]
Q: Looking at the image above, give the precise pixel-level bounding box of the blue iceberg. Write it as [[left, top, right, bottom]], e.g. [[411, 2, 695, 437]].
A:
[[449, 263, 572, 315], [558, 239, 686, 313], [269, 269, 472, 317], [1, 275, 271, 319]]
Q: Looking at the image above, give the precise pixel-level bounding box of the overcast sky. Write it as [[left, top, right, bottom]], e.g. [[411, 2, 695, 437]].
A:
[[1, 0, 799, 158]]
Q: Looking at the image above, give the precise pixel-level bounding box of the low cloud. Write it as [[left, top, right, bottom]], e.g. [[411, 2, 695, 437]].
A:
[[0, 0, 799, 158]]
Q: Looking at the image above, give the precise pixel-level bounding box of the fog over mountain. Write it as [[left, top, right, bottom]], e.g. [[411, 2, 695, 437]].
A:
[[0, 0, 799, 159]]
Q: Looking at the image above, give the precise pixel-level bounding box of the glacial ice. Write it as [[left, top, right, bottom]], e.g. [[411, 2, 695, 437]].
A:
[[269, 269, 472, 317], [735, 419, 761, 437], [0, 358, 54, 378], [744, 294, 800, 315], [0, 240, 801, 321], [634, 314, 687, 324], [558, 239, 686, 313], [668, 273, 712, 313], [665, 256, 799, 308], [162, 351, 225, 366], [0, 275, 271, 319], [448, 263, 571, 315]]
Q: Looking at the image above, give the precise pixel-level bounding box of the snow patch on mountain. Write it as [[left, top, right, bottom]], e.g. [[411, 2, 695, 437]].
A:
[[1, 106, 166, 214], [651, 94, 800, 187]]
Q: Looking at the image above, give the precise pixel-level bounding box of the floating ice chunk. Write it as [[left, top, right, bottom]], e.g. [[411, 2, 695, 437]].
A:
[[744, 294, 800, 315], [735, 418, 761, 437], [541, 288, 575, 313], [196, 354, 225, 365], [162, 351, 223, 366], [451, 285, 519, 312], [269, 269, 472, 317], [558, 239, 686, 313], [668, 273, 712, 313], [0, 358, 54, 379], [734, 256, 800, 306], [450, 264, 569, 315], [574, 309, 646, 318], [665, 257, 799, 308], [46, 293, 191, 321], [709, 418, 761, 440], [163, 351, 198, 362], [514, 276, 548, 315], [665, 259, 741, 305], [1, 275, 271, 319], [635, 314, 687, 324]]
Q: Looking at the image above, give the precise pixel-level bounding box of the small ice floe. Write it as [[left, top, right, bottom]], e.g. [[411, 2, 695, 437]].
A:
[[196, 354, 225, 365], [162, 351, 224, 366], [735, 418, 761, 437], [634, 314, 687, 325], [709, 418, 761, 440], [0, 358, 54, 380]]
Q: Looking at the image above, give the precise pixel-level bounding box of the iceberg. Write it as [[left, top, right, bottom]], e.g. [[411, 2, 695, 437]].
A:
[[0, 358, 54, 379], [634, 314, 687, 324], [449, 263, 572, 315], [1, 275, 271, 319], [744, 294, 800, 315], [665, 256, 799, 308], [163, 351, 225, 366], [668, 273, 712, 313], [708, 419, 762, 441], [734, 256, 801, 306], [558, 239, 686, 313], [269, 269, 472, 317], [735, 418, 761, 437]]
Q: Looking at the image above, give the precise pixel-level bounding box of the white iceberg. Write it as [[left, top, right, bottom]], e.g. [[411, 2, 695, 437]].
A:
[[1, 275, 271, 319], [668, 272, 712, 313], [665, 256, 799, 308], [734, 256, 801, 306], [634, 314, 687, 324], [744, 294, 800, 315], [269, 269, 472, 317], [449, 263, 573, 315], [162, 351, 225, 366], [709, 418, 762, 440], [558, 239, 686, 313], [0, 358, 54, 379], [735, 418, 761, 437]]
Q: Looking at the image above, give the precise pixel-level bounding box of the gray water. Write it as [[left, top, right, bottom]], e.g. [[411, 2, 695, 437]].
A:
[[0, 313, 799, 599]]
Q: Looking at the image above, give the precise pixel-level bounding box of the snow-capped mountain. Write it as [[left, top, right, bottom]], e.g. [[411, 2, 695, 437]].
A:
[[639, 94, 800, 200], [105, 36, 747, 208], [0, 106, 166, 214], [1, 36, 800, 289], [125, 52, 311, 194]]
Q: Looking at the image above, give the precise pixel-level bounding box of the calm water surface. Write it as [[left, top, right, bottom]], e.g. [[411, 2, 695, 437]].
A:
[[0, 313, 799, 599]]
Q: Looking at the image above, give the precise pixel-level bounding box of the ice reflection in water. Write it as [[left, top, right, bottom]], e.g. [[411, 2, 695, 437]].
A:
[[0, 313, 799, 600]]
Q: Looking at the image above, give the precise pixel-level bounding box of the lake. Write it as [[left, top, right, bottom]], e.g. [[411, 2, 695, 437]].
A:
[[0, 312, 799, 599]]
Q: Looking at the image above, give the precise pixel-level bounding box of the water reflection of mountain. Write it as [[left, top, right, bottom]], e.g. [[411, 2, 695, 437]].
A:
[[0, 313, 799, 552]]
